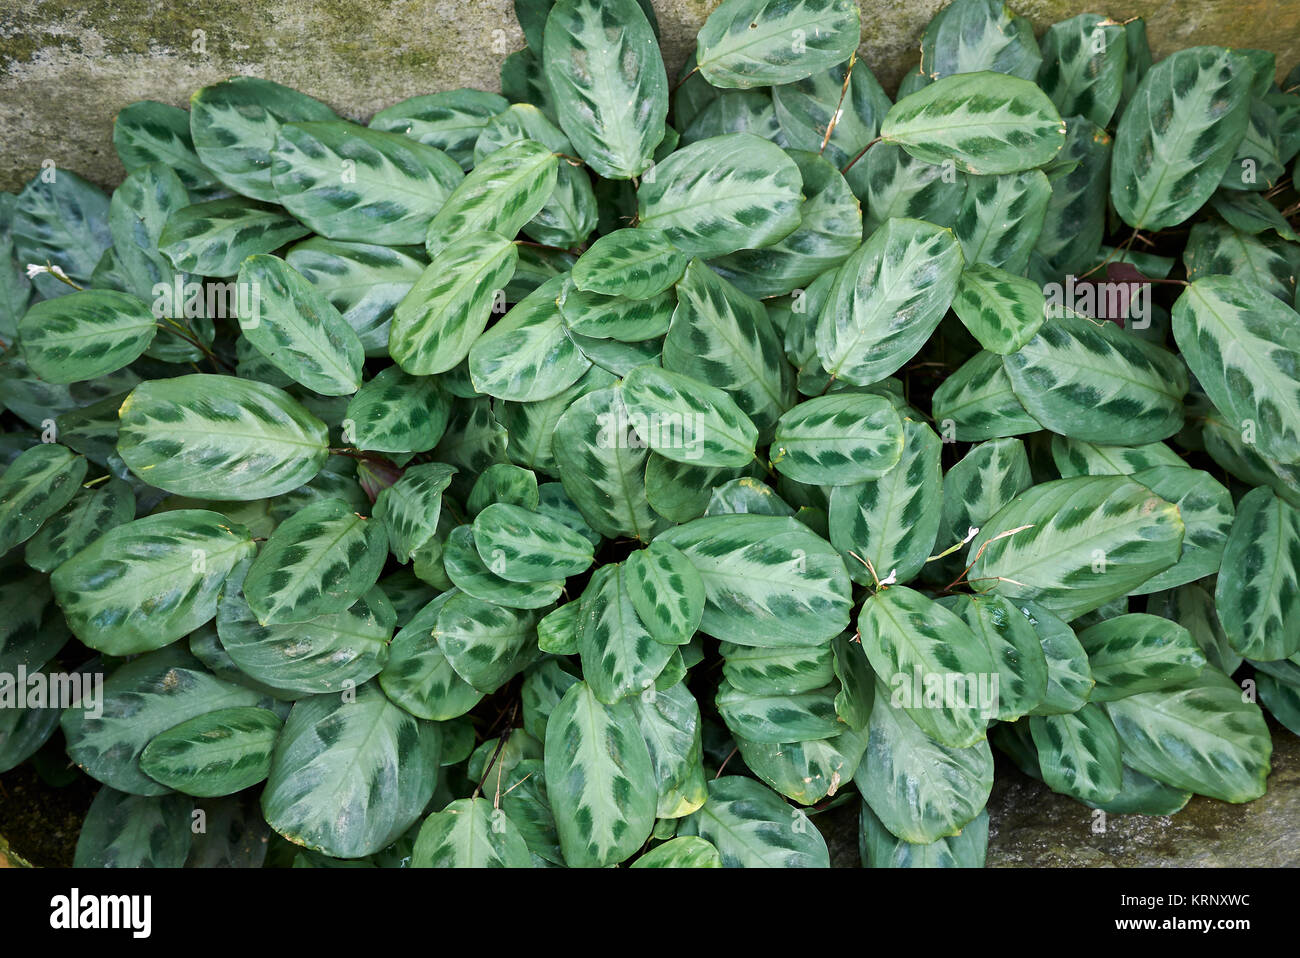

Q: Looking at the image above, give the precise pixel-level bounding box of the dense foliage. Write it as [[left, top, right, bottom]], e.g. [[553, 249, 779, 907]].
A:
[[2, 0, 1299, 868]]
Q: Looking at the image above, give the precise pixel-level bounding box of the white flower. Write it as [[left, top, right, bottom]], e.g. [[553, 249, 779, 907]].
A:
[[25, 263, 71, 281]]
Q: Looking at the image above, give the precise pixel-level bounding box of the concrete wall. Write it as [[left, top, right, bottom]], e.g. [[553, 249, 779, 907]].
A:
[[1, 0, 1298, 191]]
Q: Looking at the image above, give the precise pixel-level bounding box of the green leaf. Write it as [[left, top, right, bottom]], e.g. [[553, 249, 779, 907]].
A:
[[953, 265, 1047, 358], [1215, 487, 1300, 661], [261, 681, 441, 858], [577, 563, 676, 703], [1078, 613, 1206, 701], [632, 836, 722, 867], [941, 593, 1048, 722], [1020, 600, 1095, 715], [637, 134, 803, 258], [771, 61, 891, 173], [51, 510, 255, 655], [270, 121, 463, 245], [1105, 669, 1271, 803], [1029, 703, 1123, 804], [1127, 465, 1233, 594], [389, 231, 519, 375], [716, 679, 842, 743], [411, 796, 532, 867], [557, 280, 675, 342], [664, 260, 792, 434], [736, 726, 866, 805], [931, 349, 1041, 442], [934, 437, 1032, 579], [189, 76, 339, 201], [859, 586, 996, 747], [955, 170, 1050, 274], [469, 276, 591, 401], [117, 374, 329, 500], [1004, 309, 1188, 446], [1035, 117, 1112, 274], [344, 367, 449, 454], [113, 100, 219, 193], [1037, 13, 1127, 128], [1110, 46, 1253, 230], [74, 787, 193, 867], [853, 684, 993, 844], [621, 364, 758, 468], [435, 592, 540, 693], [695, 0, 860, 89], [624, 540, 705, 646], [62, 645, 273, 796], [969, 476, 1184, 621], [551, 386, 666, 541], [140, 706, 282, 797], [373, 463, 457, 562], [285, 238, 427, 356], [919, 0, 1041, 81], [422, 138, 558, 257], [24, 476, 134, 573], [18, 289, 158, 384], [542, 0, 667, 179], [680, 775, 829, 867], [721, 641, 834, 696], [708, 149, 862, 299], [1172, 276, 1300, 465], [14, 169, 111, 296], [443, 524, 563, 609], [881, 72, 1066, 175], [244, 497, 387, 625], [572, 227, 687, 299], [369, 89, 509, 169], [237, 254, 365, 396], [861, 142, 966, 233], [816, 218, 964, 385], [827, 418, 942, 586], [544, 680, 657, 867], [473, 501, 594, 582], [657, 514, 851, 647], [859, 802, 988, 868], [217, 566, 394, 695], [379, 591, 485, 721], [1050, 436, 1188, 477], [772, 393, 903, 487], [159, 198, 310, 277], [0, 444, 87, 554]]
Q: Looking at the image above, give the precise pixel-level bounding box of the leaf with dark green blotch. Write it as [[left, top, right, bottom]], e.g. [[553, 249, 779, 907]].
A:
[[657, 514, 852, 648], [1037, 13, 1127, 128], [968, 476, 1184, 621], [19, 289, 158, 384], [631, 836, 722, 867], [695, 0, 860, 89], [442, 524, 564, 609], [542, 0, 667, 179], [881, 72, 1065, 175], [270, 121, 463, 245], [159, 198, 310, 277], [262, 681, 441, 858], [1215, 486, 1300, 661], [244, 497, 388, 626], [369, 89, 509, 169], [621, 364, 758, 468], [572, 228, 687, 299], [74, 787, 194, 867], [114, 100, 219, 192], [24, 476, 134, 573], [435, 592, 540, 693], [637, 134, 802, 258], [680, 775, 829, 866], [379, 590, 485, 721], [470, 276, 591, 401], [0, 444, 87, 554], [345, 367, 449, 454], [373, 463, 456, 563], [1029, 703, 1123, 804], [1110, 46, 1252, 230], [1105, 669, 1271, 803], [411, 796, 532, 867], [941, 593, 1047, 722], [624, 540, 705, 646], [772, 392, 904, 487], [853, 683, 993, 844], [816, 218, 964, 386], [544, 680, 657, 866], [577, 563, 676, 703], [473, 501, 594, 583], [920, 0, 1041, 82], [557, 278, 676, 342], [390, 231, 518, 375], [1078, 613, 1206, 701], [140, 706, 282, 797]]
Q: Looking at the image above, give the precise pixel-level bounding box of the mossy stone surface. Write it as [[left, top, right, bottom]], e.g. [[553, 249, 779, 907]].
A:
[[3, 0, 1300, 191]]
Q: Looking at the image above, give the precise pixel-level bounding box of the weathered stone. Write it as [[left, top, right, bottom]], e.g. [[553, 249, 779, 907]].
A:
[[3, 1, 1299, 192]]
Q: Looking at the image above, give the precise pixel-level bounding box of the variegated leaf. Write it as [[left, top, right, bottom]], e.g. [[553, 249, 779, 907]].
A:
[[159, 198, 310, 277], [1029, 703, 1123, 804], [0, 443, 87, 554], [140, 706, 282, 797], [18, 289, 157, 384], [411, 796, 532, 867], [577, 563, 676, 703], [624, 539, 705, 646], [1078, 613, 1206, 701], [695, 0, 860, 89], [771, 392, 904, 486], [572, 227, 687, 299], [1215, 486, 1300, 661], [680, 775, 829, 867]]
